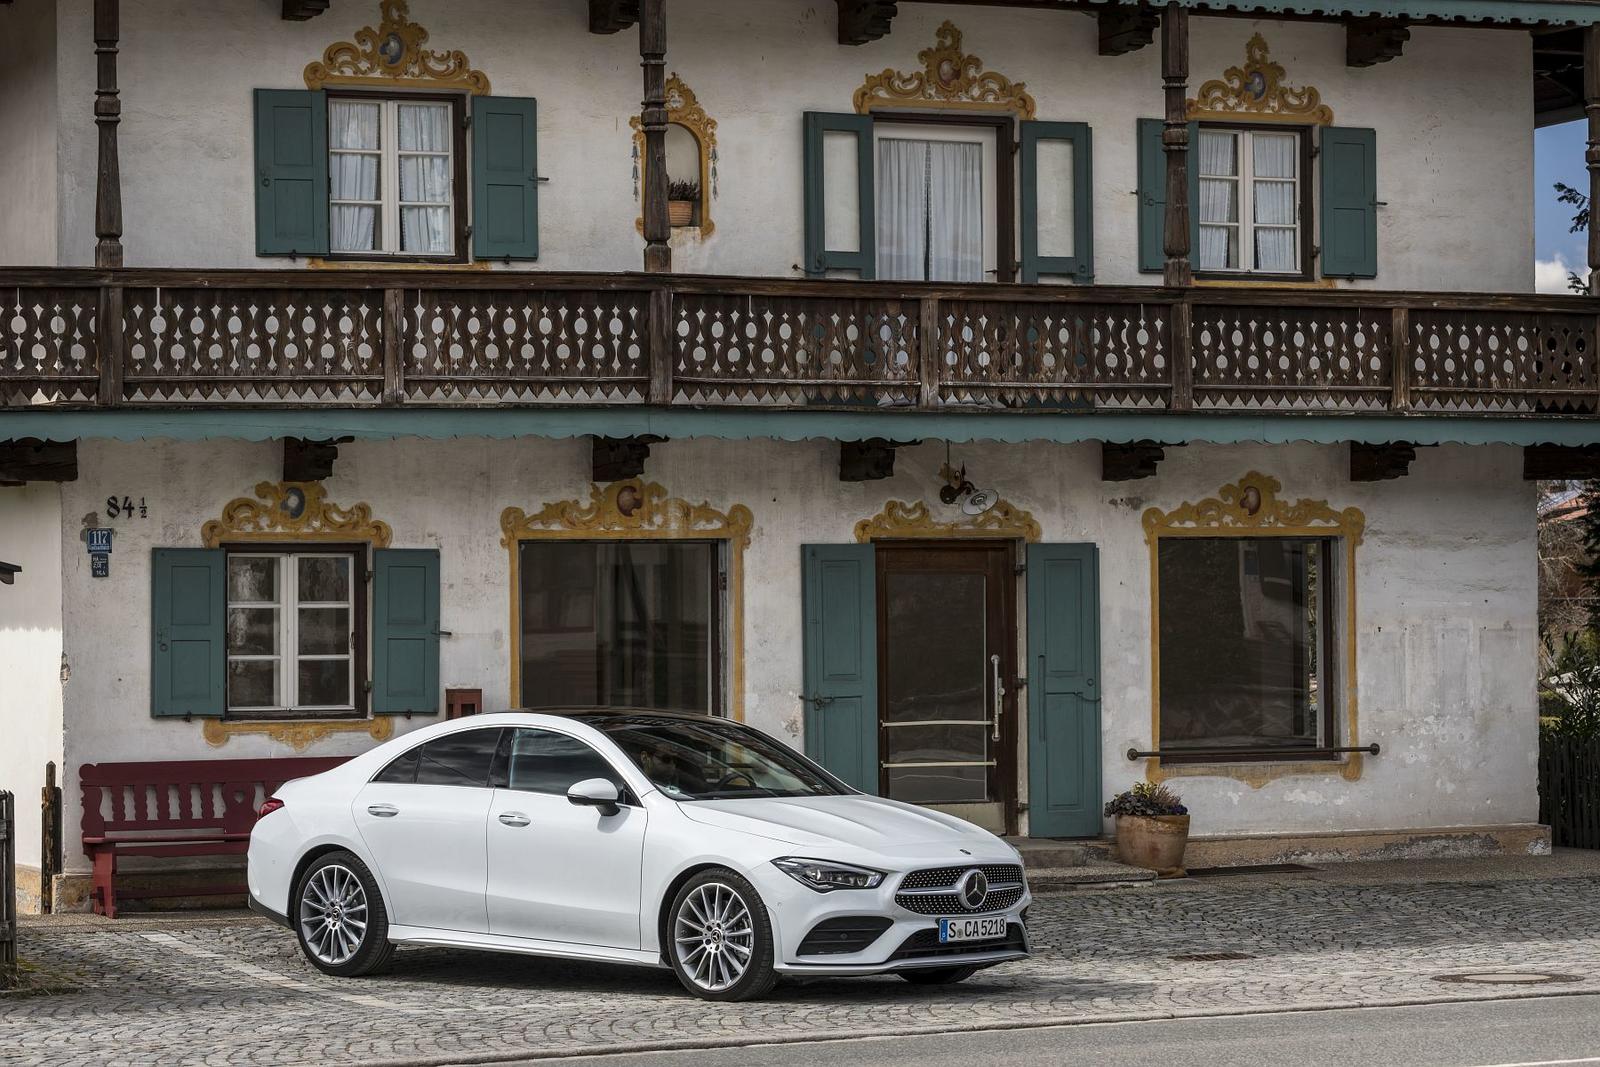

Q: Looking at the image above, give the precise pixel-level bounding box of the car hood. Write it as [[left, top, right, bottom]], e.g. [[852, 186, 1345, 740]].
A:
[[676, 793, 1007, 856]]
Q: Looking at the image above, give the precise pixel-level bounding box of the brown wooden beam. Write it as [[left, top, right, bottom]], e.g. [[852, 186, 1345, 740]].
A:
[[1525, 444, 1600, 480], [837, 0, 897, 45], [0, 440, 78, 484], [840, 439, 911, 481], [593, 436, 662, 482], [1099, 5, 1159, 57], [1586, 24, 1600, 295], [1350, 441, 1417, 481], [1161, 2, 1192, 288], [93, 0, 122, 268], [1102, 441, 1173, 481], [589, 0, 640, 34], [283, 438, 341, 482], [280, 0, 330, 20], [640, 0, 670, 273], [1346, 16, 1409, 67]]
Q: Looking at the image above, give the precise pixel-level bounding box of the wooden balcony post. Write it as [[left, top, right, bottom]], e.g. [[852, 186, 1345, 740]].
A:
[[918, 296, 941, 409], [1161, 2, 1192, 288], [93, 0, 123, 268], [1169, 294, 1193, 411], [639, 0, 671, 273], [1389, 305, 1411, 411], [648, 286, 674, 404], [1586, 25, 1600, 295], [96, 284, 124, 406], [382, 288, 404, 404]]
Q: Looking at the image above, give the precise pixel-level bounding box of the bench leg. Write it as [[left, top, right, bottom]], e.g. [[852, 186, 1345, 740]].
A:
[[91, 850, 117, 919]]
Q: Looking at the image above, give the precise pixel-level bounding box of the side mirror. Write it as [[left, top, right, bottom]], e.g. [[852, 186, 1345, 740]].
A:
[[567, 777, 622, 816]]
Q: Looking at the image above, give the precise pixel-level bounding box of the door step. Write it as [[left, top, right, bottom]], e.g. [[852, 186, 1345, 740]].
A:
[[1004, 836, 1117, 869], [1026, 862, 1158, 891]]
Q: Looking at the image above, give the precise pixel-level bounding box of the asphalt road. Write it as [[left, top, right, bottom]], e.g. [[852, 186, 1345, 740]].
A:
[[483, 994, 1600, 1067]]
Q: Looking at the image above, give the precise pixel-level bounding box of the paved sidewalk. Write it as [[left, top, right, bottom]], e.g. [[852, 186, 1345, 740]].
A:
[[6, 852, 1600, 1067]]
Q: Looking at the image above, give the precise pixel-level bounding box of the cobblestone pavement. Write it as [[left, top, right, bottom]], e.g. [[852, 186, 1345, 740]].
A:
[[7, 860, 1600, 1067]]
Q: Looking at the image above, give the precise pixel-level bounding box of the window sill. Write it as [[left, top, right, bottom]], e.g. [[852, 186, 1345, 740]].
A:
[[1194, 275, 1335, 290], [1153, 750, 1343, 766], [202, 715, 393, 752], [306, 257, 488, 271]]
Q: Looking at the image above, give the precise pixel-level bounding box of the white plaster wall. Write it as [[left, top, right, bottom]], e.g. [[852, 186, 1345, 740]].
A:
[[0, 484, 66, 870], [55, 436, 1535, 872], [47, 0, 1533, 290], [0, 0, 59, 265]]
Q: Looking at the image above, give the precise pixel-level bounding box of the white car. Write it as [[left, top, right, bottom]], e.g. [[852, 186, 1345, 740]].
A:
[[247, 710, 1030, 1001]]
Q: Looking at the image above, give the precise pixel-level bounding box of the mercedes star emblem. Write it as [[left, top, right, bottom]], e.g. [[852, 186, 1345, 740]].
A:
[[957, 868, 989, 909]]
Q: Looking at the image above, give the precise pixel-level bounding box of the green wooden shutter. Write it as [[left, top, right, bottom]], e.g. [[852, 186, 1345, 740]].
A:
[[472, 96, 540, 260], [254, 89, 329, 257], [801, 544, 878, 792], [151, 548, 226, 718], [372, 549, 441, 715], [803, 112, 875, 279], [1136, 118, 1199, 275], [1321, 126, 1378, 279], [1026, 544, 1102, 838], [1020, 121, 1094, 283]]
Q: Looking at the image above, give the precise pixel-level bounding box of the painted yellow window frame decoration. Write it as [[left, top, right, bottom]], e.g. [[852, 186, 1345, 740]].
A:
[[853, 498, 1041, 543], [199, 481, 396, 750], [1188, 34, 1334, 126], [631, 73, 719, 239], [1141, 472, 1365, 789], [501, 480, 754, 721], [853, 21, 1036, 120], [303, 0, 490, 95]]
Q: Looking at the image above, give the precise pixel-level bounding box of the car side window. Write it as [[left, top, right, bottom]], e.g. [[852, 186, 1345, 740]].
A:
[[504, 728, 622, 796], [372, 746, 421, 784], [414, 728, 503, 787]]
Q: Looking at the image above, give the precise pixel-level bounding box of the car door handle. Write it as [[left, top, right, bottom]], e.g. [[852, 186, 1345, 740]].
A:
[[366, 804, 399, 818], [497, 812, 531, 828]]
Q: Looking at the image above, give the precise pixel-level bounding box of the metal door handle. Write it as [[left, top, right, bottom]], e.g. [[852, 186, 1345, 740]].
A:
[[990, 654, 1006, 742], [497, 812, 531, 828], [366, 804, 398, 818]]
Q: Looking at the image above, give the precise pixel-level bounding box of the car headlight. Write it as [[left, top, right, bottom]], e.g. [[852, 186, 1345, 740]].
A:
[[771, 857, 886, 892]]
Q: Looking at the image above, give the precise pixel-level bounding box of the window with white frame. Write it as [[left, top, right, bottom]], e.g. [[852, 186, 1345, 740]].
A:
[[329, 97, 457, 257], [226, 552, 359, 717], [1196, 127, 1302, 275]]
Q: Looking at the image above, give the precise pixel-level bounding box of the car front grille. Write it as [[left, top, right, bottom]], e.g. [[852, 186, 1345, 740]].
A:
[[888, 922, 1028, 962], [894, 864, 1026, 915]]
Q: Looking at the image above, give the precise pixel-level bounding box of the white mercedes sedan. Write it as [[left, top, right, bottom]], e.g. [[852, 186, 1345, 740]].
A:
[[247, 710, 1030, 1000]]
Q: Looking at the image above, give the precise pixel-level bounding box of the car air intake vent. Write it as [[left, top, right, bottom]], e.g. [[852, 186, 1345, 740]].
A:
[[895, 864, 1026, 915], [889, 923, 1027, 961], [797, 916, 895, 956]]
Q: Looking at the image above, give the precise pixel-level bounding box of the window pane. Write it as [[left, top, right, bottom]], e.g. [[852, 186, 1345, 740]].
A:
[[1158, 538, 1329, 752], [296, 659, 350, 707], [227, 607, 277, 655], [401, 207, 451, 254], [331, 205, 378, 253], [228, 557, 277, 603], [1198, 224, 1237, 271], [228, 660, 278, 708], [518, 541, 716, 713], [876, 139, 929, 282], [330, 101, 380, 150], [505, 729, 621, 794], [1252, 133, 1297, 180], [298, 556, 350, 603], [416, 729, 502, 786], [373, 747, 420, 784], [1198, 178, 1237, 225], [1198, 131, 1238, 177], [1254, 181, 1296, 227], [400, 156, 451, 204], [1256, 228, 1297, 273], [887, 764, 988, 805], [298, 607, 349, 655], [595, 716, 844, 800], [397, 103, 449, 152]]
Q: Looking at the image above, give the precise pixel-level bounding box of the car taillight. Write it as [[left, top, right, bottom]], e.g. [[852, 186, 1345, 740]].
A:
[[258, 797, 285, 818]]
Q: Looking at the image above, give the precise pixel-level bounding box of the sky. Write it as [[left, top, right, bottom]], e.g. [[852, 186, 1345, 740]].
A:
[[1536, 120, 1590, 293]]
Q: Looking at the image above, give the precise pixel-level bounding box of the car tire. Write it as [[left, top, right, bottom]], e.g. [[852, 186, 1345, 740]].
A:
[[899, 964, 980, 985], [293, 850, 395, 978], [666, 867, 778, 1001]]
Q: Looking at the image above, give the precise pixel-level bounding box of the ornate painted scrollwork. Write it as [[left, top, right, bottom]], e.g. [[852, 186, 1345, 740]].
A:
[[631, 73, 719, 238], [1188, 34, 1334, 126], [304, 0, 490, 94], [853, 498, 1041, 543], [853, 21, 1036, 119], [1141, 471, 1364, 544], [202, 717, 393, 751], [202, 482, 393, 548]]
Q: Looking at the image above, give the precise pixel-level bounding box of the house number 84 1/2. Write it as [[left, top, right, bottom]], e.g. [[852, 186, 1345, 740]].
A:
[[106, 496, 148, 519]]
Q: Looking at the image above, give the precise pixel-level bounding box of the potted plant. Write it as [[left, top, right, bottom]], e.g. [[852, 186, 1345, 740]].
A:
[[1105, 781, 1191, 878], [667, 178, 700, 227]]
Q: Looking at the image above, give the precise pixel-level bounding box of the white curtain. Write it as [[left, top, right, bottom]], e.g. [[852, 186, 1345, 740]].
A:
[[1197, 131, 1238, 271], [1252, 134, 1297, 272], [398, 104, 452, 254], [927, 141, 983, 283], [329, 101, 380, 252], [876, 139, 928, 282]]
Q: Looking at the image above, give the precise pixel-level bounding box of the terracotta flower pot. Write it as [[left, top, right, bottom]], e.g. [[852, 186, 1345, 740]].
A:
[[668, 200, 695, 227], [1114, 813, 1191, 878]]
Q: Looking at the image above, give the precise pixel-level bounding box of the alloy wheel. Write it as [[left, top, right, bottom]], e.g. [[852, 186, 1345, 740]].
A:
[[298, 863, 369, 966], [672, 881, 755, 992]]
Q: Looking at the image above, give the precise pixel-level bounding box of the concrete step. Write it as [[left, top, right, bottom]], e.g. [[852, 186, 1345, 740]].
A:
[[1006, 837, 1118, 869], [1026, 862, 1158, 891]]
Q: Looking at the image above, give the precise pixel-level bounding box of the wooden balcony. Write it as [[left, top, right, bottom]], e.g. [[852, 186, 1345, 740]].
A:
[[2, 269, 1597, 418]]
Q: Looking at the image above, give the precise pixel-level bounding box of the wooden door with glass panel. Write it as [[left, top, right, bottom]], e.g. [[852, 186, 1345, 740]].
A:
[[876, 542, 1017, 834]]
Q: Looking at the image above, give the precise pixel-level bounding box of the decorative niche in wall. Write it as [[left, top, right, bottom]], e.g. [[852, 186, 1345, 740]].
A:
[[303, 0, 491, 94], [1188, 34, 1334, 126], [853, 21, 1035, 119], [632, 74, 719, 239]]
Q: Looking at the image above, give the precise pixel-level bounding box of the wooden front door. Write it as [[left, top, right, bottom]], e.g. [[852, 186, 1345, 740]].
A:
[[876, 541, 1018, 835]]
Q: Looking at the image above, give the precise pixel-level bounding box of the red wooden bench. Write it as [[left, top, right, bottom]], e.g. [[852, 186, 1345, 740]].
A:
[[79, 757, 348, 918]]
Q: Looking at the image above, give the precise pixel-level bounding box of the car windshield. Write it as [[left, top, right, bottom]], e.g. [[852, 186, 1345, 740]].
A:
[[583, 716, 848, 801]]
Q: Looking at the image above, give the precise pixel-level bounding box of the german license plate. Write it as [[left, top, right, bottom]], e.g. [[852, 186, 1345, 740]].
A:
[[938, 915, 1006, 943]]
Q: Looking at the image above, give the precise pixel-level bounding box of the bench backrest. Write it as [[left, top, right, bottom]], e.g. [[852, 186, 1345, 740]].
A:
[[80, 757, 350, 843]]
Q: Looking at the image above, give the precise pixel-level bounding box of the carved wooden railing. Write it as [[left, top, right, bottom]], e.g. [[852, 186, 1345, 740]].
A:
[[2, 269, 1597, 416]]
